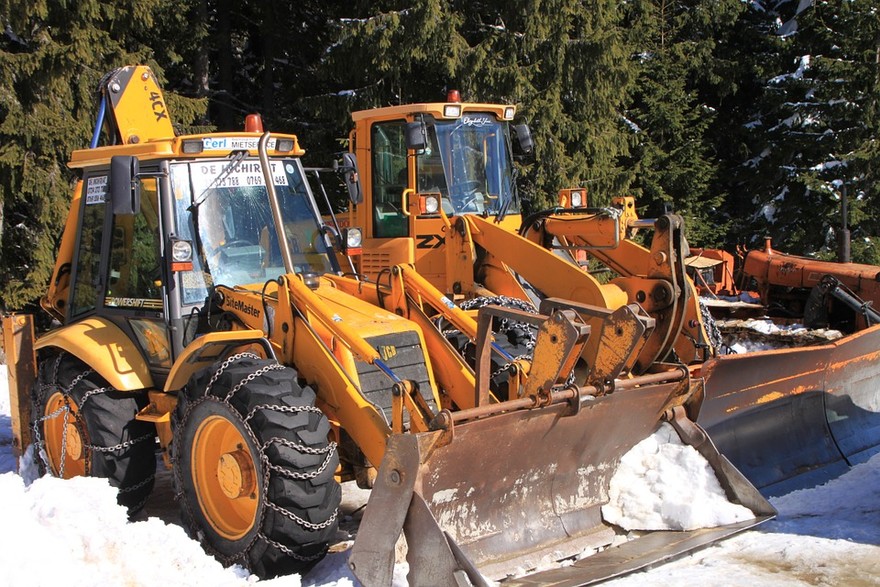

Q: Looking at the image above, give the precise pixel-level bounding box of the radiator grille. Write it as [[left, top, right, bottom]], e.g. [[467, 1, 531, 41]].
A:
[[356, 331, 435, 425], [360, 251, 392, 276]]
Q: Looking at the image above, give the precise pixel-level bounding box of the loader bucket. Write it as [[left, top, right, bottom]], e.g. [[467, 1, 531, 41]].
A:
[[699, 323, 880, 495], [350, 375, 774, 586]]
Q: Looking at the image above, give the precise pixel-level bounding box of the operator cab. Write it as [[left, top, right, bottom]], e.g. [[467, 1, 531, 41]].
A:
[[349, 96, 533, 289], [412, 112, 518, 217], [64, 130, 346, 383]]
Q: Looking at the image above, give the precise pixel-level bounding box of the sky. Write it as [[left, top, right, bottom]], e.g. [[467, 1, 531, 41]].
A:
[[1, 363, 879, 587]]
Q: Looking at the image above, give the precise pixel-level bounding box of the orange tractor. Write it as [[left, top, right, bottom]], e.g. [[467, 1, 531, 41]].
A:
[[330, 94, 880, 498]]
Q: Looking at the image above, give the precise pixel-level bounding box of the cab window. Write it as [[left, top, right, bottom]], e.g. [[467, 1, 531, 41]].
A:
[[371, 121, 409, 238], [104, 177, 163, 310], [69, 174, 109, 318]]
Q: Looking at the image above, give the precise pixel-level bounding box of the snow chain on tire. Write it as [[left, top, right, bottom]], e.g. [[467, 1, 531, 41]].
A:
[[437, 295, 541, 400], [172, 354, 340, 578], [30, 352, 157, 513]]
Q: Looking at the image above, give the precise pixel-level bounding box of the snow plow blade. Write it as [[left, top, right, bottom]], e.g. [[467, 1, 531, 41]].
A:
[[700, 323, 880, 494], [349, 372, 775, 586]]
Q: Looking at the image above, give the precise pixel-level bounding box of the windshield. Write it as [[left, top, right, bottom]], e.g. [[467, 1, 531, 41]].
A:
[[170, 158, 335, 305], [416, 114, 519, 215]]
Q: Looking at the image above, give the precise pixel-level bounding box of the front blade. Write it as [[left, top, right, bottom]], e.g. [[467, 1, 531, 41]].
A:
[[700, 324, 880, 493], [351, 379, 773, 585]]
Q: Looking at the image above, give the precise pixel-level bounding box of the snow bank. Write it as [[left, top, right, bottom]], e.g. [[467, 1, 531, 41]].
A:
[[0, 473, 256, 587], [602, 424, 754, 531], [3, 359, 880, 586], [604, 450, 880, 587]]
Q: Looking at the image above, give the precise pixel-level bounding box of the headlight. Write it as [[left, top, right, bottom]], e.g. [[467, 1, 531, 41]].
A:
[[558, 188, 588, 208], [275, 138, 295, 153], [421, 194, 440, 214], [171, 239, 193, 262], [443, 104, 462, 118], [346, 227, 363, 248], [170, 239, 194, 272], [181, 139, 204, 154], [344, 227, 363, 255]]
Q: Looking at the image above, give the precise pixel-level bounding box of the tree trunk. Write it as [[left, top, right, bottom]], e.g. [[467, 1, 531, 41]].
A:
[[216, 0, 235, 129]]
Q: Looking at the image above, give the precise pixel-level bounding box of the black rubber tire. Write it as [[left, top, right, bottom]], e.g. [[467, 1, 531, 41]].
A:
[[173, 356, 340, 578], [31, 352, 157, 512]]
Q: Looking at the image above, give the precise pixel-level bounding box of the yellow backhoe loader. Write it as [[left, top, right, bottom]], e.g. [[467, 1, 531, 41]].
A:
[[2, 67, 773, 585]]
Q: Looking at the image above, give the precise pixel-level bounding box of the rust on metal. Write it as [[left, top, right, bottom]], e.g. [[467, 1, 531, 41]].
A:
[[540, 298, 656, 389], [351, 367, 774, 585], [700, 323, 880, 491], [1, 314, 36, 462], [522, 309, 590, 399]]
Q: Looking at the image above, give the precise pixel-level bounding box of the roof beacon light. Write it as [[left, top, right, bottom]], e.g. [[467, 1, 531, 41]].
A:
[[447, 89, 461, 103], [245, 114, 264, 133]]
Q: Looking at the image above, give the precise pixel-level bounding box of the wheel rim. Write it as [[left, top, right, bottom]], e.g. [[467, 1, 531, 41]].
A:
[[44, 391, 87, 478], [191, 414, 260, 540]]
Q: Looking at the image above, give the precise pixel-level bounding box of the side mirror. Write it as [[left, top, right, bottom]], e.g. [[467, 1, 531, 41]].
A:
[[405, 121, 427, 152], [336, 152, 362, 205], [513, 124, 534, 157], [110, 155, 141, 215]]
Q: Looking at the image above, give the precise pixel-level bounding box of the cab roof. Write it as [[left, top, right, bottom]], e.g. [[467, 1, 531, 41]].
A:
[[350, 102, 515, 123]]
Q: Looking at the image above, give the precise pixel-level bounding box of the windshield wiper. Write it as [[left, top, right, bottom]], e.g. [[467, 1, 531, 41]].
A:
[[190, 150, 249, 209], [187, 150, 250, 281]]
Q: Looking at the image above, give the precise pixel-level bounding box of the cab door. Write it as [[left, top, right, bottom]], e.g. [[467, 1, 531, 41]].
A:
[[101, 174, 172, 381], [65, 168, 172, 385], [362, 119, 450, 291], [357, 120, 415, 278]]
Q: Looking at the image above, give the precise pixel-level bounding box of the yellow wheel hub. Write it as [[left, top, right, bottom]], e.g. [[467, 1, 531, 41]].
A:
[[192, 414, 259, 540], [218, 449, 256, 499], [44, 392, 86, 478]]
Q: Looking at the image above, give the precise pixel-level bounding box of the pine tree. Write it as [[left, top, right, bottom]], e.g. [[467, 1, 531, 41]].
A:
[[731, 0, 880, 262], [620, 0, 745, 245], [460, 0, 638, 208], [0, 0, 204, 310], [304, 0, 466, 152]]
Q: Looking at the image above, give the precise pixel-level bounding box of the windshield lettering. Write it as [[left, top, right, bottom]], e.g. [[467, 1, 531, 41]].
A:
[[192, 161, 288, 192]]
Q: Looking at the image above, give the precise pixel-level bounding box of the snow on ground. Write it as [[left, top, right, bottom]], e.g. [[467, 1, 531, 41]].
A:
[[1, 363, 879, 586], [716, 316, 844, 353]]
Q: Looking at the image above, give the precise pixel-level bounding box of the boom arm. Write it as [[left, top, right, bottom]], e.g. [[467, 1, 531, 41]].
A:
[[99, 66, 175, 146], [457, 212, 712, 371]]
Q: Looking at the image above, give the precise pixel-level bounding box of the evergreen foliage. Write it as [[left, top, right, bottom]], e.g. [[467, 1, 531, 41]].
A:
[[729, 0, 880, 262], [620, 0, 745, 245], [0, 0, 204, 309], [0, 0, 878, 310]]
